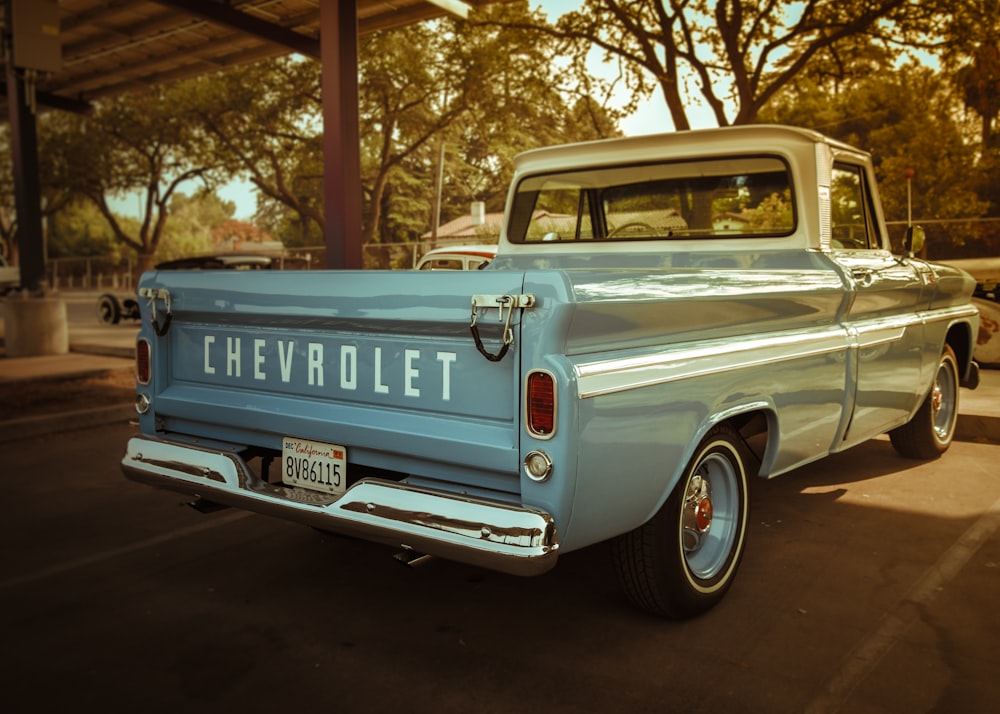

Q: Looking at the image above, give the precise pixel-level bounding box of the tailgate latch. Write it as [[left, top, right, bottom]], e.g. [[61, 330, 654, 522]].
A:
[[470, 294, 535, 362], [138, 287, 172, 336]]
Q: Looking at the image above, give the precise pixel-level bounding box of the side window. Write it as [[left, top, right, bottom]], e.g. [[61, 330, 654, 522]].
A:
[[831, 164, 882, 250]]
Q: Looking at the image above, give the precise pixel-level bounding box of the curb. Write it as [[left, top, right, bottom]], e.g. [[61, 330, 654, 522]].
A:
[[955, 413, 1000, 445], [70, 343, 135, 359], [0, 403, 135, 443]]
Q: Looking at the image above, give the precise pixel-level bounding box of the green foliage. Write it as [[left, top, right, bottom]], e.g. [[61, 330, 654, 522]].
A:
[[202, 2, 620, 253], [14, 0, 997, 266], [47, 199, 121, 259], [186, 57, 325, 241], [154, 191, 236, 262], [760, 62, 996, 256], [40, 83, 224, 270], [761, 64, 985, 219], [941, 1, 1000, 147]]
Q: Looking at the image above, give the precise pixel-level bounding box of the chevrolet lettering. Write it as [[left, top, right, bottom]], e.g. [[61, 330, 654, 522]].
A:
[[123, 126, 981, 618], [198, 333, 458, 400]]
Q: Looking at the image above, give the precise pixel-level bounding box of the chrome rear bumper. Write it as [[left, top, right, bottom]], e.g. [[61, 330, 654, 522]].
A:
[[121, 435, 559, 576]]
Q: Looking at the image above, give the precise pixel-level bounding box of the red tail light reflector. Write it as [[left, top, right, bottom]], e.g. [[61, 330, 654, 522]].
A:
[[136, 338, 151, 385], [526, 370, 556, 438]]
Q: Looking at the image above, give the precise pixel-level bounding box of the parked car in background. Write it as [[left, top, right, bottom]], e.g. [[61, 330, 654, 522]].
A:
[[415, 245, 497, 270], [939, 257, 1000, 365]]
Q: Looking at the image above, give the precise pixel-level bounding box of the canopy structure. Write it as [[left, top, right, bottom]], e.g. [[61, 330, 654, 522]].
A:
[[1, 0, 495, 288]]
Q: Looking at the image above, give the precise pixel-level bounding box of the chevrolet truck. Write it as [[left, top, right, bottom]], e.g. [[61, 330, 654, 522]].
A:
[[122, 126, 980, 618]]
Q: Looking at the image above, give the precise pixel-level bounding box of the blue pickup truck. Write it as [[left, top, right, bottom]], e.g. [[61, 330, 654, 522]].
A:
[[123, 126, 980, 618]]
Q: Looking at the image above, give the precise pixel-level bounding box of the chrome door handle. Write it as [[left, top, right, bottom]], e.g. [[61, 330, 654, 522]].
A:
[[851, 269, 875, 287]]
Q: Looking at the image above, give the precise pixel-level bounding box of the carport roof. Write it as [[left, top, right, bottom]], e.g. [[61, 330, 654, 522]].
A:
[[1, 0, 493, 114]]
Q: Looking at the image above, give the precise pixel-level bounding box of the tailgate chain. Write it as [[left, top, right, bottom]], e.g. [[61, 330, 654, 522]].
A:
[[138, 287, 172, 336], [470, 294, 535, 362]]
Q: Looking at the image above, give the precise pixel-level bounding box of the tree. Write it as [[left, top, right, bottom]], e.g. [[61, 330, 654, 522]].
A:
[[435, 3, 622, 219], [1, 120, 75, 264], [46, 198, 121, 259], [193, 1, 620, 257], [46, 85, 222, 272], [186, 58, 326, 245], [357, 23, 470, 248], [938, 0, 1000, 148], [760, 64, 990, 256], [154, 191, 236, 262], [514, 0, 952, 130], [368, 2, 622, 249]]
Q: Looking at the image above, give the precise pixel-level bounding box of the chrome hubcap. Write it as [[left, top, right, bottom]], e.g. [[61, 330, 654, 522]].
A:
[[682, 474, 713, 552], [680, 446, 743, 582], [931, 360, 956, 441]]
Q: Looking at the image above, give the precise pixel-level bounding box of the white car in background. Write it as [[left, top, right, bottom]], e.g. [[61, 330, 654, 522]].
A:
[[415, 245, 497, 270]]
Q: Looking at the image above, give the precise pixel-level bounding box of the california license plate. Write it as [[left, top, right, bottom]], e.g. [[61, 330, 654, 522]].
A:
[[281, 437, 347, 495]]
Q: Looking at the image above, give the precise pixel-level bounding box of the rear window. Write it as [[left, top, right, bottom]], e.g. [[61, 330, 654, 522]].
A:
[[508, 156, 794, 243]]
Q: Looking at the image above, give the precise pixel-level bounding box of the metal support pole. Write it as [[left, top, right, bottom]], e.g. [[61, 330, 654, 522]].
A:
[[321, 0, 363, 269], [4, 47, 46, 291]]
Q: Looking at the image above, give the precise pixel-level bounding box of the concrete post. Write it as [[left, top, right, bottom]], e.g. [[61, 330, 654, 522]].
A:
[[1, 294, 69, 356]]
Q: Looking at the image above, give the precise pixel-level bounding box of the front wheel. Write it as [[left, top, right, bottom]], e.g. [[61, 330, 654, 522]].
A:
[[611, 424, 750, 618], [889, 344, 960, 459]]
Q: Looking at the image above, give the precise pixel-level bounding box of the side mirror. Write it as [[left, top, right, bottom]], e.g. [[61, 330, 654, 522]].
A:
[[903, 225, 925, 257]]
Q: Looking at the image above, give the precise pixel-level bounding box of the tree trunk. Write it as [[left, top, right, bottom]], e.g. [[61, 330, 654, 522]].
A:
[[136, 252, 156, 275]]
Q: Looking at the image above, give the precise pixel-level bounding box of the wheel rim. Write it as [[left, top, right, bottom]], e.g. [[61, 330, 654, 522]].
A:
[[931, 356, 958, 442], [681, 449, 740, 580]]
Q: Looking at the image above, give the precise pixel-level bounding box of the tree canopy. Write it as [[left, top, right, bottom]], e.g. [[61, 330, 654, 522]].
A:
[[3, 0, 998, 266], [522, 0, 956, 129]]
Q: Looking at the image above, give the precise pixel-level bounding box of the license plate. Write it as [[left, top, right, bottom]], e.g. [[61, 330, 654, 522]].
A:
[[281, 437, 347, 495]]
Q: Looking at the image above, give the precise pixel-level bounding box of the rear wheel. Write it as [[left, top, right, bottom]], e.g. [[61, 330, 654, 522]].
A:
[[889, 344, 960, 459], [97, 294, 121, 325], [611, 424, 750, 618]]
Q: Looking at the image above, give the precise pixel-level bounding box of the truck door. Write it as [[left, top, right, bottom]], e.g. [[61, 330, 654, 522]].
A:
[[826, 162, 926, 445]]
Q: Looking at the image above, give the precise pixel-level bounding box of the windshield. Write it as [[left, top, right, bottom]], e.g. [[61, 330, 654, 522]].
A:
[[507, 156, 795, 243]]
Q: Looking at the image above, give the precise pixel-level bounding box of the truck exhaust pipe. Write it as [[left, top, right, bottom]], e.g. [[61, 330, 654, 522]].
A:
[[394, 549, 434, 568], [186, 497, 229, 514]]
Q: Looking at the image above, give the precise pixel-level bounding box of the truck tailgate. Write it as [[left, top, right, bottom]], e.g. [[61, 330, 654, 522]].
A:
[[138, 269, 529, 491]]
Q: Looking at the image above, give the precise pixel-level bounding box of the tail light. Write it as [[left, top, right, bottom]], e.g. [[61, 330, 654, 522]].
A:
[[136, 338, 151, 385], [526, 370, 556, 438]]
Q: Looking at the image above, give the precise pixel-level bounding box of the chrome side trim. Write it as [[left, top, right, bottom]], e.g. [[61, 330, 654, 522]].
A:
[[122, 436, 558, 577], [918, 304, 981, 324], [575, 305, 979, 399], [575, 327, 850, 399], [851, 314, 918, 349]]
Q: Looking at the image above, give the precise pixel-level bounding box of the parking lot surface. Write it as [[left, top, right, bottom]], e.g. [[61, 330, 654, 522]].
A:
[[2, 416, 999, 713]]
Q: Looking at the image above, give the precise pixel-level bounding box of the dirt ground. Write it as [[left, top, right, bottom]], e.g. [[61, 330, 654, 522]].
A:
[[0, 367, 134, 422]]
